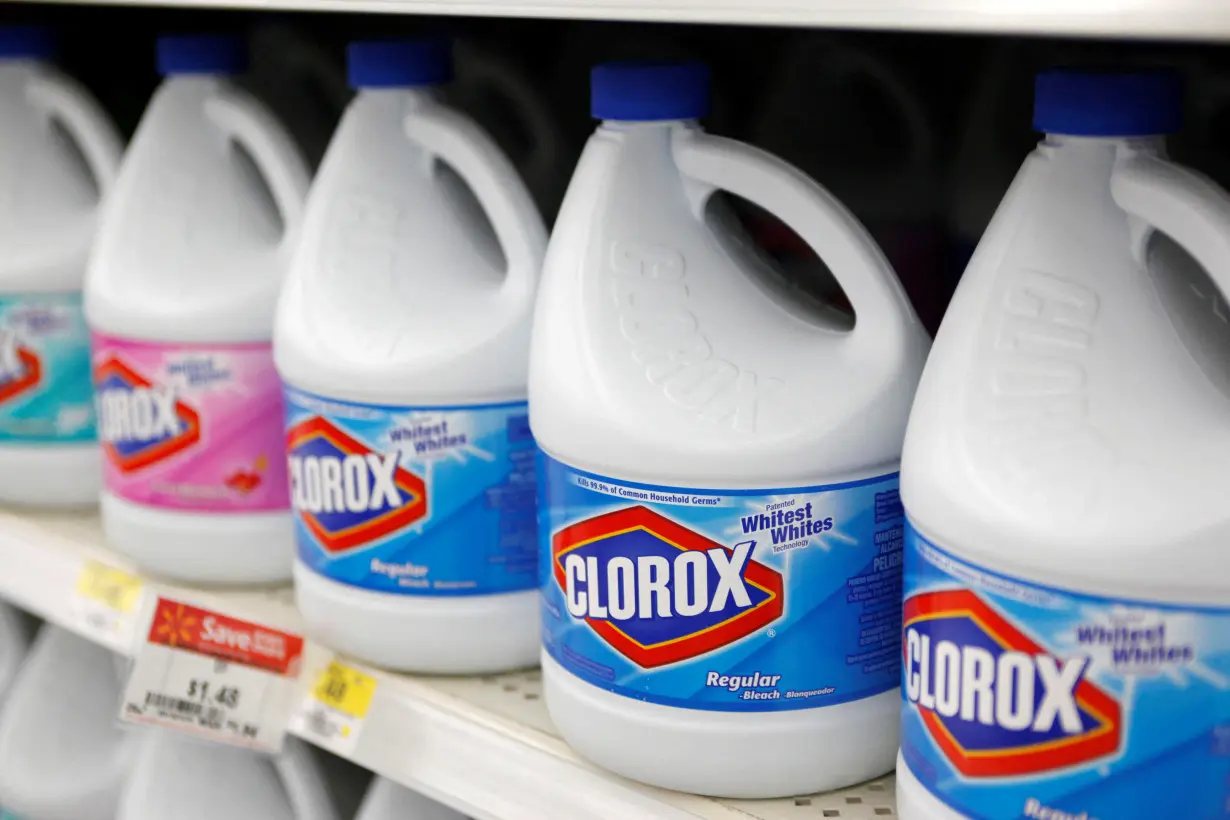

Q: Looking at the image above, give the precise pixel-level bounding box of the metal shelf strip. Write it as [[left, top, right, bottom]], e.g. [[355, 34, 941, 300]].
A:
[[25, 0, 1230, 40]]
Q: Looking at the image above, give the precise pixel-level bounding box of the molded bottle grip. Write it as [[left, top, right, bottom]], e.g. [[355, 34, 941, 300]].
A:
[[405, 102, 547, 308], [26, 71, 123, 198], [672, 129, 924, 366], [455, 43, 562, 202], [1112, 154, 1230, 296], [205, 87, 311, 252]]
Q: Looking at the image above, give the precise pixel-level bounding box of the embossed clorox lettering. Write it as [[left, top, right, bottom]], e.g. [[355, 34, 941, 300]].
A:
[[317, 192, 413, 354], [993, 269, 1098, 418], [326, 192, 402, 279], [978, 268, 1110, 510], [608, 239, 781, 433]]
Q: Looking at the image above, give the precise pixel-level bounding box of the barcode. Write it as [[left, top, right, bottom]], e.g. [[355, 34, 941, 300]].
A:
[[303, 706, 337, 738], [84, 611, 116, 632], [144, 692, 225, 726]]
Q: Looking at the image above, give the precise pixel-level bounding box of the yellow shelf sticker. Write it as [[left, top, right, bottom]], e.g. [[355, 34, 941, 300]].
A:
[[75, 561, 143, 613], [312, 661, 376, 720], [290, 659, 377, 755], [72, 560, 145, 648]]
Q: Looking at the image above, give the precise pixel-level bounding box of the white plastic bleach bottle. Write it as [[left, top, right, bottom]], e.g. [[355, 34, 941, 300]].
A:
[[276, 40, 546, 673], [531, 61, 929, 798], [0, 25, 121, 507], [86, 34, 310, 583], [899, 69, 1230, 820]]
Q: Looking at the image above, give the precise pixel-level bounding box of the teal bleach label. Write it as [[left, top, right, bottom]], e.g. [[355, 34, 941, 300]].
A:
[[285, 387, 537, 596], [0, 294, 94, 443], [902, 524, 1230, 820], [539, 454, 903, 711]]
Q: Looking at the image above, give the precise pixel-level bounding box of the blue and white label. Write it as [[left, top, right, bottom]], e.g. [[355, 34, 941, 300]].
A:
[[0, 293, 94, 443], [902, 523, 1230, 820], [285, 387, 537, 596], [539, 454, 903, 711]]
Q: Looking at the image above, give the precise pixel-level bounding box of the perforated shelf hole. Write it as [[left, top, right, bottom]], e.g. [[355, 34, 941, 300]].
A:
[[719, 774, 896, 819]]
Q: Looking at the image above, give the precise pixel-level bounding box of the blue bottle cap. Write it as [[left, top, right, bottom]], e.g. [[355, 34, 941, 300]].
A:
[[1034, 68, 1183, 137], [156, 34, 247, 77], [347, 39, 452, 89], [591, 61, 711, 121], [0, 25, 56, 61]]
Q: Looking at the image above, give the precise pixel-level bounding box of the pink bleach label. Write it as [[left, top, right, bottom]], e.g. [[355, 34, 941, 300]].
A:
[[91, 334, 289, 512]]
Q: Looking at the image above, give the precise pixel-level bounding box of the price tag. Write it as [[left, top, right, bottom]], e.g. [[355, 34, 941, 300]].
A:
[[289, 660, 377, 756], [121, 597, 304, 751], [72, 561, 143, 650]]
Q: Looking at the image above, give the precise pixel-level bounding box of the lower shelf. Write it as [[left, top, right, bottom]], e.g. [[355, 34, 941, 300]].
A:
[[0, 505, 897, 820]]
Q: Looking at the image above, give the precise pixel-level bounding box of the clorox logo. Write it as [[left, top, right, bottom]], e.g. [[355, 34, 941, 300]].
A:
[[903, 589, 1122, 777], [552, 506, 784, 669], [0, 332, 40, 406], [95, 356, 201, 472], [286, 416, 427, 553]]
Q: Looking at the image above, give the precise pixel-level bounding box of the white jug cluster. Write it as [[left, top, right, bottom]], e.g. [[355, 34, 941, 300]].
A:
[[0, 18, 1225, 811]]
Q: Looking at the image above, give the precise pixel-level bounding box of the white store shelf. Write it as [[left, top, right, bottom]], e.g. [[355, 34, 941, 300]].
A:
[[0, 505, 898, 820], [19, 0, 1230, 40]]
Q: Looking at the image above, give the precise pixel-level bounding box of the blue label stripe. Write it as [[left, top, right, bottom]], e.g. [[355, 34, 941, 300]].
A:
[[285, 385, 529, 413], [901, 521, 1230, 819], [541, 455, 903, 713], [286, 390, 538, 597], [550, 454, 900, 496], [0, 293, 95, 443]]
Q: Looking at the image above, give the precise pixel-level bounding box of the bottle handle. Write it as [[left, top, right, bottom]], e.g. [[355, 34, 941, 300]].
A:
[[672, 129, 921, 360], [204, 87, 311, 251], [1111, 153, 1230, 294], [456, 44, 563, 200], [25, 71, 123, 197], [405, 102, 547, 306]]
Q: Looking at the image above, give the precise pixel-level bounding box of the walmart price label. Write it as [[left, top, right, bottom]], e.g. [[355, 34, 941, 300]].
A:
[[71, 561, 144, 652], [289, 660, 377, 756], [121, 598, 304, 751]]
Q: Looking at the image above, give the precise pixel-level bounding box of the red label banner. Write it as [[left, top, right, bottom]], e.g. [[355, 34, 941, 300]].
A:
[[146, 598, 304, 676]]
